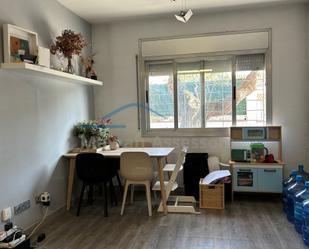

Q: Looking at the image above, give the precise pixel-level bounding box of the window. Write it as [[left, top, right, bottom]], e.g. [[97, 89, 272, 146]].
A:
[[147, 63, 174, 129], [143, 53, 268, 135], [236, 54, 266, 126]]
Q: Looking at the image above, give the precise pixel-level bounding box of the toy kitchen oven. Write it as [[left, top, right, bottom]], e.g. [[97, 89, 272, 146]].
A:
[[230, 126, 284, 195]]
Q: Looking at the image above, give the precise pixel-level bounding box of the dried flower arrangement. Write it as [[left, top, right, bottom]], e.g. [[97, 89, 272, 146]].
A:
[[81, 53, 97, 79], [50, 29, 87, 74]]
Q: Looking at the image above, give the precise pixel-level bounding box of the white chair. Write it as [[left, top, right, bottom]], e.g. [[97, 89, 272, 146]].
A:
[[127, 142, 154, 204], [208, 156, 230, 172], [120, 152, 153, 216], [155, 146, 199, 214], [163, 163, 183, 175]]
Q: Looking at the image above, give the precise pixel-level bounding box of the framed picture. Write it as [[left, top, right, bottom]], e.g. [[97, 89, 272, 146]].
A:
[[3, 24, 38, 63]]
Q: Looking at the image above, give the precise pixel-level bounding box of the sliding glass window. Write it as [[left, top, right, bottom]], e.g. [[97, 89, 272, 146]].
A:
[[205, 58, 232, 128], [147, 63, 174, 129], [177, 61, 202, 128], [144, 53, 268, 135]]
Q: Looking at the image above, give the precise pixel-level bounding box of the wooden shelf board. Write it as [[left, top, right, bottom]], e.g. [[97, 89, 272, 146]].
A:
[[0, 63, 103, 86]]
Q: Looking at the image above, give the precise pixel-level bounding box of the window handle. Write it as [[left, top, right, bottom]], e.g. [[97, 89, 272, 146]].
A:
[[146, 90, 149, 103]]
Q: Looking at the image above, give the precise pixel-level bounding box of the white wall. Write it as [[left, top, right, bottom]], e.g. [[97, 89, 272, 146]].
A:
[[93, 4, 309, 175], [0, 0, 93, 228]]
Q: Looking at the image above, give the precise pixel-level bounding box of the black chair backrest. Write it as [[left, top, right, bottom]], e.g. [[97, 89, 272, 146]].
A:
[[76, 153, 115, 184], [183, 153, 209, 200]]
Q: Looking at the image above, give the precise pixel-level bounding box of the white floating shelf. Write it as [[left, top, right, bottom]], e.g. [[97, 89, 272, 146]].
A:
[[0, 63, 103, 86]]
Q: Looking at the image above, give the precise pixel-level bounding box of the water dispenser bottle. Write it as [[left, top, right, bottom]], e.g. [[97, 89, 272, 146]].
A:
[[282, 170, 298, 213], [302, 200, 309, 246], [298, 165, 309, 181], [286, 175, 304, 223], [294, 181, 309, 233]]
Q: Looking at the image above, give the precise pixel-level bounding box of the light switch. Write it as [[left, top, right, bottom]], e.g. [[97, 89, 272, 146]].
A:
[[1, 207, 12, 222]]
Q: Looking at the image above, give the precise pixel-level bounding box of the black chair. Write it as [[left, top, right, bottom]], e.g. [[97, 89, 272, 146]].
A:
[[76, 153, 118, 217]]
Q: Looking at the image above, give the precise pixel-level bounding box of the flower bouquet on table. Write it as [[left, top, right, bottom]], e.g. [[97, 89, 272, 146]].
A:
[[72, 118, 111, 152]]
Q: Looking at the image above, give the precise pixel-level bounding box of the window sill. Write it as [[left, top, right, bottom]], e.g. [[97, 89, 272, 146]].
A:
[[141, 128, 230, 137]]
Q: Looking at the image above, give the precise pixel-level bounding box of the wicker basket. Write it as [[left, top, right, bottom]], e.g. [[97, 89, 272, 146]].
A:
[[199, 179, 225, 209]]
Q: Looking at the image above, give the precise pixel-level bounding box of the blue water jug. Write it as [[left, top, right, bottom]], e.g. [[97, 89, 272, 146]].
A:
[[283, 170, 298, 213], [302, 200, 309, 246], [286, 175, 304, 223], [294, 181, 309, 233], [298, 165, 309, 181]]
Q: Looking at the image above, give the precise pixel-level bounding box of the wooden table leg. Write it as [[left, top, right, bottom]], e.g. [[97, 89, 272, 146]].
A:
[[66, 158, 76, 211], [157, 157, 168, 215]]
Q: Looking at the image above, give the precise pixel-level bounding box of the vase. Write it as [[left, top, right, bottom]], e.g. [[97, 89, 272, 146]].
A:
[[79, 134, 87, 148], [88, 136, 97, 149], [79, 135, 97, 149], [66, 57, 74, 74]]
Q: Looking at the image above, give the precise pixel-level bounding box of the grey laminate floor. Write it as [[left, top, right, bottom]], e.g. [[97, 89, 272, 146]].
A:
[[37, 194, 308, 249]]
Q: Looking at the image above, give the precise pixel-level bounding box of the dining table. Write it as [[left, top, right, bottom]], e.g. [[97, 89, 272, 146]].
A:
[[63, 147, 175, 215]]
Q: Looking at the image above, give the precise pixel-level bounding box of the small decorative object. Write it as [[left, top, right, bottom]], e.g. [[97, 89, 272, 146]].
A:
[[37, 46, 50, 68], [72, 119, 111, 150], [20, 54, 37, 64], [108, 135, 119, 150], [81, 53, 97, 79], [3, 24, 38, 63], [50, 29, 87, 74]]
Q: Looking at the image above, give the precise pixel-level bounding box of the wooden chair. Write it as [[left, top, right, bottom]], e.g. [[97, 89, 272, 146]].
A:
[[153, 146, 199, 214], [120, 152, 153, 216]]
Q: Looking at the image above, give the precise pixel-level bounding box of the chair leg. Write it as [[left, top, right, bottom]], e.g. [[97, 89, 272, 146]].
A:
[[88, 185, 94, 205], [103, 182, 108, 217], [167, 172, 172, 179], [130, 185, 135, 204], [99, 185, 103, 196], [116, 172, 123, 195], [145, 181, 152, 217], [110, 180, 117, 206], [77, 183, 86, 216], [153, 191, 158, 205], [121, 180, 129, 216]]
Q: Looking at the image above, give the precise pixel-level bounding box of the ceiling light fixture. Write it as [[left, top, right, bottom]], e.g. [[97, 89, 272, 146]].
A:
[[172, 0, 193, 23]]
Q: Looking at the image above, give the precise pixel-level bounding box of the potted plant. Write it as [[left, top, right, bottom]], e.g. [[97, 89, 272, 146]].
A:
[[50, 29, 87, 74]]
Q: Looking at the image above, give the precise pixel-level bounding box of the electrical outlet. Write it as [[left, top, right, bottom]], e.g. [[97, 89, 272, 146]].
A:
[[14, 200, 31, 215], [1, 207, 12, 222]]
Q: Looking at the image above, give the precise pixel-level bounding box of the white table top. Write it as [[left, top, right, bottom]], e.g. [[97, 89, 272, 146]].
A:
[[63, 147, 175, 158]]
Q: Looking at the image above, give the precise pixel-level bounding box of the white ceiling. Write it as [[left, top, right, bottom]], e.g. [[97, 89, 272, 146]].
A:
[[57, 0, 307, 23]]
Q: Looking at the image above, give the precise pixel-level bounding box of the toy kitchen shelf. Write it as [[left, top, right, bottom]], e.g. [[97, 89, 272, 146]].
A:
[[230, 126, 284, 197], [0, 63, 103, 86]]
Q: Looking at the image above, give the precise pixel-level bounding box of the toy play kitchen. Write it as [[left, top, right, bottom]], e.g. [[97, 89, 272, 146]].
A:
[[230, 126, 284, 196]]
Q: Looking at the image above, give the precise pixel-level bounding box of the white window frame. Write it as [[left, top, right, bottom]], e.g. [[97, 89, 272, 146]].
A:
[[138, 30, 272, 137]]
